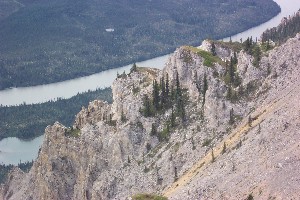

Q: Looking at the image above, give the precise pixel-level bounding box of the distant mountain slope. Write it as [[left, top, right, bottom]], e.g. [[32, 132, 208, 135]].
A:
[[0, 0, 23, 21], [0, 0, 280, 89]]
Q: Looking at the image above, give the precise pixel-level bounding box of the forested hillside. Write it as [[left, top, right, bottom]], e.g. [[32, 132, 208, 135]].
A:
[[262, 9, 300, 43], [0, 0, 280, 89], [0, 87, 112, 140]]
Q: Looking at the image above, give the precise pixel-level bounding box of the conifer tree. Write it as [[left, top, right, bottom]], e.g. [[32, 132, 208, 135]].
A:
[[176, 71, 181, 97], [130, 63, 137, 73], [229, 57, 235, 84], [227, 86, 232, 100], [252, 45, 261, 67], [229, 108, 234, 124], [152, 80, 160, 110], [143, 94, 151, 117], [248, 115, 252, 127], [150, 123, 157, 136], [166, 73, 170, 99], [211, 42, 216, 56], [171, 106, 175, 127], [170, 84, 175, 101], [109, 114, 112, 125], [121, 108, 127, 122], [160, 76, 166, 107], [233, 52, 238, 65]]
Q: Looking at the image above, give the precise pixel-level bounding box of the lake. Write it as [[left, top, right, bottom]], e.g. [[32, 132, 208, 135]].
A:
[[0, 135, 43, 165], [1, 0, 299, 165]]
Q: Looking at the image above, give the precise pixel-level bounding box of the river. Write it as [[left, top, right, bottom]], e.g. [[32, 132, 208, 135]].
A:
[[0, 55, 169, 107], [0, 0, 300, 107], [224, 0, 300, 42], [0, 135, 43, 165], [1, 0, 299, 165]]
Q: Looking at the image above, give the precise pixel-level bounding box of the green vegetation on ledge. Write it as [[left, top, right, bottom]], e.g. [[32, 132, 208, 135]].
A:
[[184, 46, 224, 67], [132, 193, 168, 200]]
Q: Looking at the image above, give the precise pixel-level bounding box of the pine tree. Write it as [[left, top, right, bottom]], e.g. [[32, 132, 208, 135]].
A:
[[252, 45, 261, 68], [109, 114, 112, 124], [152, 80, 160, 110], [229, 108, 234, 124], [170, 84, 175, 101], [143, 94, 151, 117], [130, 63, 137, 73], [175, 71, 181, 97], [229, 57, 235, 84], [248, 115, 252, 127], [227, 86, 232, 100], [166, 73, 170, 99], [121, 108, 127, 122], [233, 52, 238, 65], [150, 123, 157, 136], [160, 76, 165, 107], [211, 42, 216, 56], [243, 37, 251, 52], [174, 166, 178, 181], [171, 106, 175, 127]]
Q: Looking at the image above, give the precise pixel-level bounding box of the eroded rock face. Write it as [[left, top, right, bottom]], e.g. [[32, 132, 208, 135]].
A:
[[74, 100, 111, 129], [166, 35, 300, 200], [2, 35, 300, 200]]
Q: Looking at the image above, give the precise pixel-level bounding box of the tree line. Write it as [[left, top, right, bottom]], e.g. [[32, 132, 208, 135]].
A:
[[141, 72, 188, 141], [0, 88, 112, 140], [261, 10, 300, 43], [0, 161, 33, 184]]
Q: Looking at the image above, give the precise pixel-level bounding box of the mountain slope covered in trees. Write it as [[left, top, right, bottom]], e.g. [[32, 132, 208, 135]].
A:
[[262, 9, 300, 43], [0, 0, 280, 89], [0, 87, 112, 140]]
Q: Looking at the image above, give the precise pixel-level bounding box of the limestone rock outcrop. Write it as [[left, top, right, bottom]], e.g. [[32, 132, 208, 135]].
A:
[[2, 34, 300, 200]]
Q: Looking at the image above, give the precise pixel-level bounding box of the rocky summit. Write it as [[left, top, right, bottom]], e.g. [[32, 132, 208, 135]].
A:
[[1, 33, 300, 200]]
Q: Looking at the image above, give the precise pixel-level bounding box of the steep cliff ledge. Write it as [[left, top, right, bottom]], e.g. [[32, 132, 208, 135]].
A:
[[2, 34, 300, 200]]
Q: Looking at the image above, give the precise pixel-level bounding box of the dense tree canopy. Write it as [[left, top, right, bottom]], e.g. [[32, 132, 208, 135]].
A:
[[0, 0, 280, 89]]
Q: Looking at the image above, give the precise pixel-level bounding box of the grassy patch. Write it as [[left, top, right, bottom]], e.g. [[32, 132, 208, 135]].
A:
[[197, 50, 223, 67], [184, 46, 224, 67], [214, 41, 243, 52], [65, 128, 81, 137], [132, 193, 168, 200]]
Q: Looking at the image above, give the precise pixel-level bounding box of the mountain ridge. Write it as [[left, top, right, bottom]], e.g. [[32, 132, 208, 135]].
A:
[[1, 32, 300, 199]]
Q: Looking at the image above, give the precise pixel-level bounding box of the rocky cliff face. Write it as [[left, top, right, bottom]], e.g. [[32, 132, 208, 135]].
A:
[[2, 34, 300, 200]]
